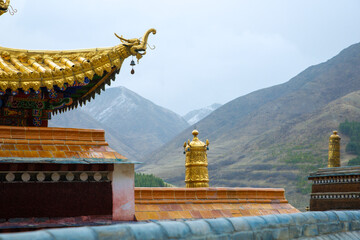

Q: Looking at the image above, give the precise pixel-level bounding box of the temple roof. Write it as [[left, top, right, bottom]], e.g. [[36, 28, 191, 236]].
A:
[[0, 28, 156, 110], [309, 166, 360, 178], [134, 187, 299, 221], [0, 126, 137, 164]]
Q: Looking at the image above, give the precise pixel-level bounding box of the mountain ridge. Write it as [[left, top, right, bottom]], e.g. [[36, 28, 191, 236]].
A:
[[183, 103, 222, 125], [137, 42, 360, 209], [49, 86, 189, 161]]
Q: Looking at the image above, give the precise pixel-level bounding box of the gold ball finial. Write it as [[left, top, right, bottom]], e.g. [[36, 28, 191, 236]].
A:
[[192, 129, 199, 137], [330, 130, 341, 140]]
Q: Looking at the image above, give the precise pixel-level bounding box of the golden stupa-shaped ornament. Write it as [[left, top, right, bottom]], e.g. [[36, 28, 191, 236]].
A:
[[328, 130, 341, 168], [183, 130, 209, 188]]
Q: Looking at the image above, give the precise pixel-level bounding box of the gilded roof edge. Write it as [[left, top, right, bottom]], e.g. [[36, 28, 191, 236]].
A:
[[0, 28, 156, 92], [0, 44, 127, 91], [0, 45, 125, 55]]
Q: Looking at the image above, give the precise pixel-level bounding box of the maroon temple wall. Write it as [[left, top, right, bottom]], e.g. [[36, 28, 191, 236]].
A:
[[0, 163, 113, 219]]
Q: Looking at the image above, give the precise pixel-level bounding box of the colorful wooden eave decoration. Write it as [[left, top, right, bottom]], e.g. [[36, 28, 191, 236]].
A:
[[0, 29, 156, 127]]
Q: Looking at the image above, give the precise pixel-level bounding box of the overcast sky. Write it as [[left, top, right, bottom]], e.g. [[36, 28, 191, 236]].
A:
[[1, 1, 360, 115]]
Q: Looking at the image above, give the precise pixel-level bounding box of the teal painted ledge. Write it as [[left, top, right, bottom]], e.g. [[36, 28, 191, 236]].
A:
[[2, 211, 360, 239]]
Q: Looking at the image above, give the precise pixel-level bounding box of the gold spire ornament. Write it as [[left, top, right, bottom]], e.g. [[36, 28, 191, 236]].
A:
[[328, 130, 341, 168], [183, 130, 210, 188]]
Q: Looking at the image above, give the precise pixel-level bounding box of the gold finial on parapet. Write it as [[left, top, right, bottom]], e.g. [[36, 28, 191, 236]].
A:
[[328, 130, 341, 168], [114, 28, 156, 62], [183, 130, 209, 188]]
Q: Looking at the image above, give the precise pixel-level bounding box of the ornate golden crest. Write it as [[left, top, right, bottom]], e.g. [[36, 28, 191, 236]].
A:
[[0, 0, 10, 16], [114, 28, 156, 62], [0, 0, 16, 16]]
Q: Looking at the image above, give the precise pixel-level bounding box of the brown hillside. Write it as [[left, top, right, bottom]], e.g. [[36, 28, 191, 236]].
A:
[[138, 42, 360, 210]]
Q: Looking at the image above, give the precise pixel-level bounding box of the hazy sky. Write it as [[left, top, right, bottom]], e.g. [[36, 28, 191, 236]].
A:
[[1, 1, 360, 115]]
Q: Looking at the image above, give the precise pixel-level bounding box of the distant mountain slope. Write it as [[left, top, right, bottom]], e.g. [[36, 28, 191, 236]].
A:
[[49, 109, 139, 160], [49, 86, 189, 160], [138, 42, 360, 209], [183, 103, 222, 125]]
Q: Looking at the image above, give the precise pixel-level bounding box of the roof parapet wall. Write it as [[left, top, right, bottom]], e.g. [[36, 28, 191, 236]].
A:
[[134, 187, 299, 221], [0, 126, 134, 163]]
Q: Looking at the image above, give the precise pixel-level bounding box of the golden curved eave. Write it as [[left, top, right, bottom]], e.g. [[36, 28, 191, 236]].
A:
[[0, 44, 130, 91], [0, 28, 156, 92]]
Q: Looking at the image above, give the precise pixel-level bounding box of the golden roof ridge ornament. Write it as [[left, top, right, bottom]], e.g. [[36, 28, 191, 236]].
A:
[[328, 130, 341, 168], [183, 129, 210, 188], [114, 28, 156, 63], [0, 0, 16, 16], [0, 0, 10, 16]]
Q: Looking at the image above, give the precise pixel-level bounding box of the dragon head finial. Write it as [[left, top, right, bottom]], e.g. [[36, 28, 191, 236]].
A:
[[114, 28, 156, 62], [0, 0, 10, 16]]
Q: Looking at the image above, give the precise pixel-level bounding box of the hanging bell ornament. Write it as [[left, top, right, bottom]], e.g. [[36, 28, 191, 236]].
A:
[[130, 59, 135, 74]]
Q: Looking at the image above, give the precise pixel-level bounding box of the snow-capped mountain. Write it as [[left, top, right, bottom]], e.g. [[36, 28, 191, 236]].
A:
[[49, 86, 189, 160], [183, 103, 222, 125]]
